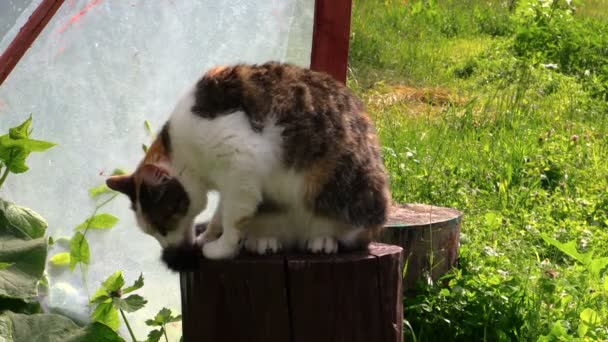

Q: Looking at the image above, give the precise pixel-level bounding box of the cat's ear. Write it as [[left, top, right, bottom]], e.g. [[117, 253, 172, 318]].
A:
[[106, 175, 135, 198], [140, 163, 171, 186]]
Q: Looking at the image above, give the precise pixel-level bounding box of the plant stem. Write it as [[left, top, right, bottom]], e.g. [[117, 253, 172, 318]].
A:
[[119, 308, 138, 342], [163, 325, 169, 342], [0, 165, 10, 190], [77, 193, 119, 303], [79, 263, 91, 303]]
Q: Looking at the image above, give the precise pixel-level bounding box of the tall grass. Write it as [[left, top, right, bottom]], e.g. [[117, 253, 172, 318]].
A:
[[349, 0, 608, 340]]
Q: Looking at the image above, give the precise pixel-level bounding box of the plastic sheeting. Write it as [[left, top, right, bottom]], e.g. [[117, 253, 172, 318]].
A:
[[0, 0, 314, 339]]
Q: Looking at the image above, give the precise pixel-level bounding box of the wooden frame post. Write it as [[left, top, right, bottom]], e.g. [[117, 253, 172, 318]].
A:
[[0, 0, 65, 85], [310, 0, 353, 84]]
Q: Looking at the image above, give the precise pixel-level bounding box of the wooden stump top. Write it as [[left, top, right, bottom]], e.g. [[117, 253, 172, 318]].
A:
[[386, 203, 462, 228]]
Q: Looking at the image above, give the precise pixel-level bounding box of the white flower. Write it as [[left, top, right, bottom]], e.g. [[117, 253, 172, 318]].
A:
[[541, 63, 559, 69]]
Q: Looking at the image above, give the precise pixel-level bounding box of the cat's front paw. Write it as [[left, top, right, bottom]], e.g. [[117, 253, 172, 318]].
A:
[[306, 236, 338, 254], [202, 239, 238, 259], [244, 237, 282, 255]]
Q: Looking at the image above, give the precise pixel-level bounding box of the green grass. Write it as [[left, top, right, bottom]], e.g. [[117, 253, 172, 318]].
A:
[[349, 0, 608, 340]]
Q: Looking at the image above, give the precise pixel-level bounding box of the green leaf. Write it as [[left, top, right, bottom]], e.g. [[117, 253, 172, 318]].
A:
[[92, 302, 121, 332], [0, 197, 47, 239], [90, 286, 111, 304], [102, 271, 125, 293], [1, 137, 56, 152], [89, 184, 113, 198], [540, 234, 592, 265], [69, 232, 90, 272], [144, 120, 154, 134], [0, 311, 125, 342], [91, 294, 111, 305], [8, 115, 32, 139], [146, 307, 182, 326], [0, 297, 41, 315], [146, 329, 163, 342], [0, 203, 47, 299], [111, 168, 128, 176], [123, 273, 144, 294], [577, 322, 588, 338], [49, 252, 71, 266], [76, 213, 119, 230], [0, 135, 55, 174], [580, 308, 600, 326], [113, 294, 147, 313], [0, 262, 13, 270], [142, 144, 149, 153], [588, 257, 608, 278]]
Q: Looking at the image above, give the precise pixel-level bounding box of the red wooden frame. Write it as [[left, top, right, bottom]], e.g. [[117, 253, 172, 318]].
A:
[[310, 0, 353, 84], [0, 0, 65, 85], [0, 0, 352, 86]]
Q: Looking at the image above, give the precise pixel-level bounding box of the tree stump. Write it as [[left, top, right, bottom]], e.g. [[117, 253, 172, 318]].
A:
[[180, 243, 403, 342], [380, 203, 462, 294]]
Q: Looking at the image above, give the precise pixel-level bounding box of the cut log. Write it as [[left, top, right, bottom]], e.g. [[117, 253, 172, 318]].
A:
[[380, 203, 462, 294], [180, 243, 403, 342]]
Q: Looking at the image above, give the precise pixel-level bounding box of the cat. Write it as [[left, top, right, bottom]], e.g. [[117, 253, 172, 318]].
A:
[[106, 62, 390, 264]]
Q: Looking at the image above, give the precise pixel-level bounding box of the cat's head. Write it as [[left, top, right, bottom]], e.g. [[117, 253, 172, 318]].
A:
[[106, 162, 197, 248]]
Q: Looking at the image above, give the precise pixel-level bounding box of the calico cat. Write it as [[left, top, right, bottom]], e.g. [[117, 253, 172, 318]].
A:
[[106, 62, 390, 263]]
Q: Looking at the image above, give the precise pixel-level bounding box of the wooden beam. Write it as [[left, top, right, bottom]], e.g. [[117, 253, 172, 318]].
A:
[[310, 0, 353, 84], [0, 0, 65, 86]]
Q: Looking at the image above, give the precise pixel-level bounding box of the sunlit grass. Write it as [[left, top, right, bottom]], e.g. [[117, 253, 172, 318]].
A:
[[350, 0, 608, 340]]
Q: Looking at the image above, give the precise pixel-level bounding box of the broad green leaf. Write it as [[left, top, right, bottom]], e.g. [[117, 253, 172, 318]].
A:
[[89, 184, 113, 198], [540, 234, 592, 265], [0, 228, 47, 299], [0, 311, 124, 342], [113, 294, 147, 313], [92, 302, 120, 331], [0, 297, 41, 315], [147, 329, 163, 342], [580, 308, 600, 325], [0, 198, 47, 239], [484, 211, 502, 229], [588, 257, 608, 278], [49, 252, 71, 266], [76, 213, 119, 230], [577, 322, 588, 338], [102, 271, 125, 293], [0, 262, 13, 270], [8, 115, 32, 139], [69, 232, 90, 272], [123, 273, 144, 294]]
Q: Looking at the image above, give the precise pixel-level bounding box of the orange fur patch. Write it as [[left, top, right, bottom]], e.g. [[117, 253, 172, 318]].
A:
[[142, 136, 169, 165], [303, 160, 337, 207]]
